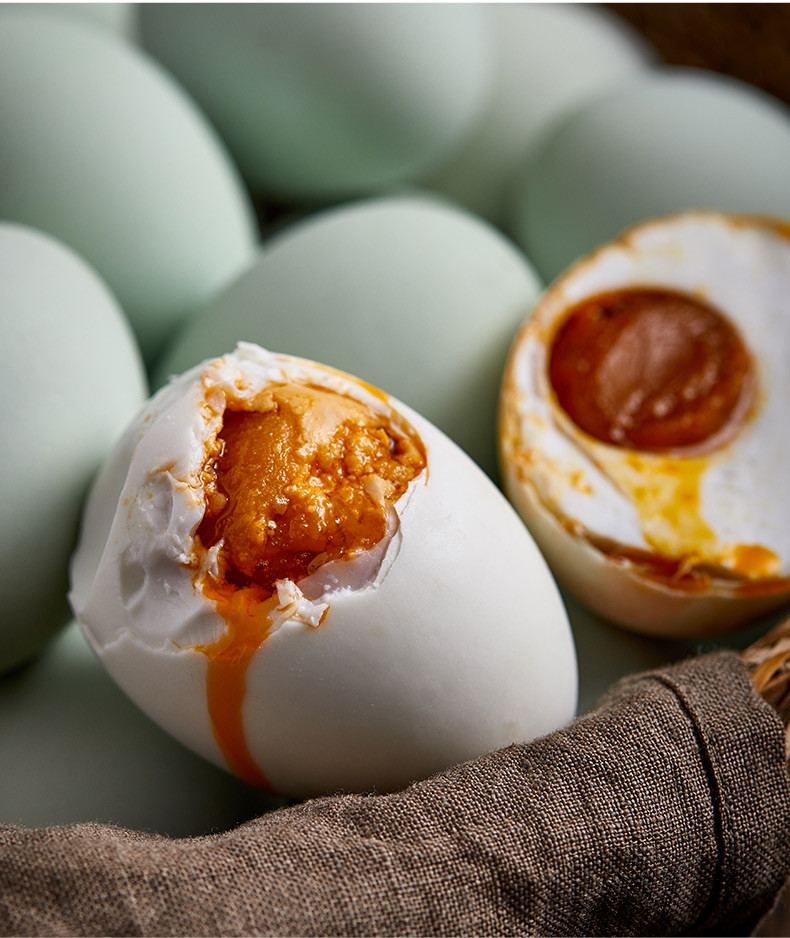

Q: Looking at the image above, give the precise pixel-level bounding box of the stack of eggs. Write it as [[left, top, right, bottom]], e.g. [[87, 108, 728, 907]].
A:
[[1, 4, 789, 833]]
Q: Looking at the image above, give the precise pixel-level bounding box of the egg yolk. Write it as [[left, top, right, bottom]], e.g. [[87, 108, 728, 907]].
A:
[[548, 288, 755, 452], [198, 382, 426, 590], [195, 381, 426, 789]]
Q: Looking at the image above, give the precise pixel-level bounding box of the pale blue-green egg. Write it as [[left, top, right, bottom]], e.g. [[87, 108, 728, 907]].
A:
[[139, 3, 494, 202], [0, 2, 137, 39], [511, 68, 790, 282], [421, 3, 653, 228], [154, 195, 544, 479], [0, 623, 281, 835], [0, 10, 258, 364], [0, 223, 147, 673]]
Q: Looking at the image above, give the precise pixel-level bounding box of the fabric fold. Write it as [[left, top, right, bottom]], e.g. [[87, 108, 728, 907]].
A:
[[1, 651, 789, 937]]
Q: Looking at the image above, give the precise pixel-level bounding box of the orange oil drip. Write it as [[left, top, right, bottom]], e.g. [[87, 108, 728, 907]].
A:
[[191, 381, 427, 790], [195, 578, 275, 791]]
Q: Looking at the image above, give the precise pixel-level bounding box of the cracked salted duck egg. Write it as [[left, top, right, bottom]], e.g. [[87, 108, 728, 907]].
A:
[[70, 343, 577, 798]]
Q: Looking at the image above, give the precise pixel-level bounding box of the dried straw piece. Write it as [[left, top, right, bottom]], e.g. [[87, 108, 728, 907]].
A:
[[742, 615, 790, 756]]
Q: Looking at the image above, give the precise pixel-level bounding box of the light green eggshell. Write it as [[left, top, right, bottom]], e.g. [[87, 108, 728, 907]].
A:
[[511, 67, 790, 282], [139, 3, 493, 201], [0, 622, 281, 835], [422, 3, 653, 227], [0, 223, 147, 673], [0, 3, 138, 39], [0, 11, 258, 364], [154, 195, 543, 480]]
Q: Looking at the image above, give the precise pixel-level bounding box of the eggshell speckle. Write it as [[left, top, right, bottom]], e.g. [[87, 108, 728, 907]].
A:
[[0, 222, 147, 673]]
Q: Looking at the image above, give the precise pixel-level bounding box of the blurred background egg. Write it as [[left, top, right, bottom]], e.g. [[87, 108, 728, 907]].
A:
[[0, 10, 258, 365], [511, 67, 790, 282], [154, 195, 543, 480], [420, 3, 654, 227], [0, 622, 281, 835], [1, 3, 138, 39], [138, 3, 493, 203], [0, 222, 146, 674]]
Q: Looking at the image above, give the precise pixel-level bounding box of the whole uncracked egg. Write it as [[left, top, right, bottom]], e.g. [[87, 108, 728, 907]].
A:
[[499, 211, 790, 637], [70, 343, 577, 798]]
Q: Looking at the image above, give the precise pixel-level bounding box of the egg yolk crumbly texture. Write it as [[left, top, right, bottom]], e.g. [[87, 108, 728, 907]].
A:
[[198, 382, 426, 592], [548, 288, 755, 452]]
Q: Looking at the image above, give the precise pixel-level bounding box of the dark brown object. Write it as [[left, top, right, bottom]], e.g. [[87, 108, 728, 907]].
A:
[[743, 616, 790, 757], [2, 651, 789, 937], [607, 4, 790, 110]]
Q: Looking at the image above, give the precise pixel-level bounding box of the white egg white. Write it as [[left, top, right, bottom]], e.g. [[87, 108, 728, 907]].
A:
[[71, 343, 577, 798], [500, 211, 790, 637]]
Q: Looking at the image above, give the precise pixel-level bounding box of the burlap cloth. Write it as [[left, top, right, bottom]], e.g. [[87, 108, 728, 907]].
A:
[[2, 651, 790, 937]]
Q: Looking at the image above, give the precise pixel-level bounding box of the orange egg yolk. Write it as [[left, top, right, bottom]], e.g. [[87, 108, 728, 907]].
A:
[[194, 381, 426, 789], [548, 288, 755, 452]]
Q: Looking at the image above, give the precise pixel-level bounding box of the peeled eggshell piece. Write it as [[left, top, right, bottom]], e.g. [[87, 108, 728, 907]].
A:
[[71, 343, 577, 799], [139, 3, 493, 202], [512, 68, 790, 283], [499, 211, 790, 638], [0, 222, 147, 673], [154, 195, 543, 480], [0, 11, 258, 363]]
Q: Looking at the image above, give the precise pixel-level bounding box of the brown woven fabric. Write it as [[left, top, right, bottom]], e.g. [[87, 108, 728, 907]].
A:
[[1, 651, 789, 937]]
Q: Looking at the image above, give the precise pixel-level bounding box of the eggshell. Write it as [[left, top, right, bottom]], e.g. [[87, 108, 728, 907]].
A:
[[499, 211, 790, 638], [154, 195, 543, 479], [0, 11, 258, 363], [71, 345, 577, 799], [0, 222, 147, 673], [422, 3, 653, 226], [0, 3, 137, 39], [0, 622, 281, 836], [139, 3, 493, 201], [511, 68, 790, 282]]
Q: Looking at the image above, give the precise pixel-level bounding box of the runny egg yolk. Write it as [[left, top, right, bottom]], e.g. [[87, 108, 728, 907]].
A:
[[548, 288, 756, 453], [194, 381, 426, 789]]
